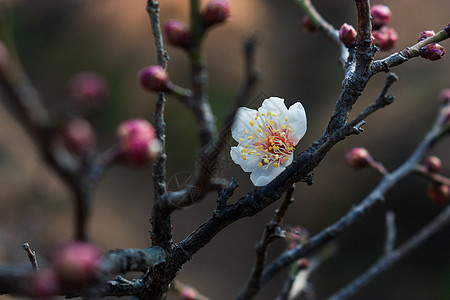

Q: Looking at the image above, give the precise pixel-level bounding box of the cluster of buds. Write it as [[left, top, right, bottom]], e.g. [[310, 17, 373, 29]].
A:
[[344, 147, 373, 170], [417, 30, 446, 61], [339, 23, 357, 48], [370, 4, 398, 51], [116, 118, 161, 167], [164, 0, 230, 49], [68, 71, 108, 111], [31, 242, 102, 296], [61, 117, 97, 156]]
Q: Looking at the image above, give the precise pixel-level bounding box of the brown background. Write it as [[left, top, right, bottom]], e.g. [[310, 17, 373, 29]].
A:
[[0, 0, 449, 299]]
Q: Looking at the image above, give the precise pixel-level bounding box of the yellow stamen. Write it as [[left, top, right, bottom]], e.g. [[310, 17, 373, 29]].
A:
[[285, 117, 288, 122], [239, 138, 244, 142], [258, 162, 263, 167], [264, 158, 269, 164], [273, 163, 279, 167], [249, 120, 255, 126]]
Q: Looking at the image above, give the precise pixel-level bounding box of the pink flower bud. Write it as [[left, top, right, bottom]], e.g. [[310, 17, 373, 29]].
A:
[[417, 30, 435, 42], [427, 183, 450, 205], [345, 147, 372, 169], [439, 88, 450, 105], [370, 4, 392, 29], [202, 0, 230, 27], [31, 268, 61, 297], [372, 26, 398, 51], [164, 20, 191, 49], [51, 242, 102, 287], [139, 65, 172, 92], [339, 23, 357, 48], [61, 117, 97, 155], [68, 71, 108, 110], [180, 286, 197, 300], [301, 15, 318, 33], [420, 43, 446, 61], [423, 156, 442, 173], [117, 119, 161, 166]]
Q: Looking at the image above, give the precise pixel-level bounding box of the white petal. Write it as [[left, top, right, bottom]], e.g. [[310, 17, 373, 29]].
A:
[[232, 107, 258, 142], [258, 97, 288, 118], [250, 164, 286, 186], [287, 102, 307, 144], [230, 146, 260, 172]]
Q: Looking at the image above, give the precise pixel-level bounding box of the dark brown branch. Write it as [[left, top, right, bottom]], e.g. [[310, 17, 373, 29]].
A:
[[164, 35, 260, 211], [260, 103, 449, 285], [237, 185, 295, 300], [327, 203, 450, 300]]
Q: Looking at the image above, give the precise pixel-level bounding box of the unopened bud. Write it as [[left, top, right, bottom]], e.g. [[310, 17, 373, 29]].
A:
[[61, 117, 97, 155], [164, 20, 191, 49], [417, 30, 435, 42], [427, 183, 450, 204], [439, 88, 450, 105], [420, 43, 446, 61], [139, 65, 172, 92], [31, 268, 61, 297], [68, 71, 108, 110], [423, 156, 442, 173], [180, 286, 198, 300], [301, 15, 318, 33], [370, 5, 392, 29], [345, 147, 372, 169], [202, 0, 230, 27], [339, 23, 357, 48], [372, 26, 398, 51], [117, 119, 161, 166], [52, 242, 102, 287]]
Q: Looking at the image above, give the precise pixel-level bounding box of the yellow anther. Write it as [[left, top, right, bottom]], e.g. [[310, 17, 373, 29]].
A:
[[281, 125, 287, 130], [258, 162, 263, 167], [275, 154, 279, 160], [285, 117, 288, 122], [273, 162, 279, 167], [283, 157, 289, 161], [257, 128, 261, 133], [267, 111, 271, 116], [264, 158, 269, 164], [289, 128, 293, 132], [244, 144, 248, 148], [264, 138, 268, 142], [256, 153, 261, 156], [270, 121, 274, 126], [248, 136, 253, 140], [265, 149, 269, 153], [249, 120, 255, 126], [269, 146, 273, 150], [281, 132, 286, 136], [245, 129, 248, 134], [272, 113, 277, 117], [239, 138, 244, 142], [241, 155, 246, 160]]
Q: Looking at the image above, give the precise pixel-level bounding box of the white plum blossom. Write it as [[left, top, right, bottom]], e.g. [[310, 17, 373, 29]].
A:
[[230, 97, 307, 186]]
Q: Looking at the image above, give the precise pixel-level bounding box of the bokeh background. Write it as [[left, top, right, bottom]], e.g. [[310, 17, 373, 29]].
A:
[[0, 0, 449, 299]]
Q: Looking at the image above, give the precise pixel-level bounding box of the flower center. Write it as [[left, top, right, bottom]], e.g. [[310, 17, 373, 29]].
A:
[[239, 111, 296, 168]]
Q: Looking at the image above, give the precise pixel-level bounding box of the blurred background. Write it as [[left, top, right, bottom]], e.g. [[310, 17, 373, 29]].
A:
[[0, 0, 449, 299]]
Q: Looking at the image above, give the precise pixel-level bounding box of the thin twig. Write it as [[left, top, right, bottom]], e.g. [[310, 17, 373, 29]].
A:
[[414, 165, 450, 186], [237, 185, 296, 300], [260, 101, 450, 285], [327, 203, 450, 300], [22, 243, 39, 272], [383, 211, 396, 254]]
